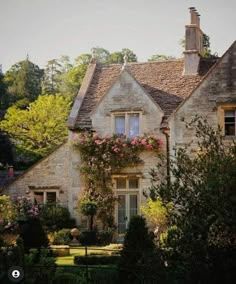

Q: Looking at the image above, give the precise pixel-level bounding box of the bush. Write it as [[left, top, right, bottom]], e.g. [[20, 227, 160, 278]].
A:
[[96, 230, 113, 246], [74, 255, 120, 265], [18, 217, 48, 251], [119, 215, 166, 283], [40, 204, 75, 230], [79, 230, 97, 246], [52, 229, 72, 245]]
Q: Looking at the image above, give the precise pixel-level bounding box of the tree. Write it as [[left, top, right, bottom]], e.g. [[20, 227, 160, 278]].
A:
[[148, 54, 176, 62], [42, 59, 62, 95], [107, 48, 138, 64], [140, 198, 169, 239], [0, 71, 7, 110], [4, 59, 43, 108], [149, 117, 236, 283], [0, 95, 71, 157]]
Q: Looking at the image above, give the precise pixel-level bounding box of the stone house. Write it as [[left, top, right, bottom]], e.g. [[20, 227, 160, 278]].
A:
[[1, 8, 236, 237]]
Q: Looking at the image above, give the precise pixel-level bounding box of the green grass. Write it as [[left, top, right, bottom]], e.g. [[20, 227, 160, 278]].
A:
[[56, 244, 122, 266]]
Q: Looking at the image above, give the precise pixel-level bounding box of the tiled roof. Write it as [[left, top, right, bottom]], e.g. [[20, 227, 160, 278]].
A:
[[75, 58, 217, 129]]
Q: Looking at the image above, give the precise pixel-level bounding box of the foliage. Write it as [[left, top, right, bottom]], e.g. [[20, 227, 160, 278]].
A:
[[0, 71, 7, 110], [14, 196, 39, 221], [4, 59, 43, 108], [24, 248, 56, 283], [74, 132, 162, 228], [96, 229, 114, 246], [79, 200, 98, 231], [119, 215, 166, 283], [0, 195, 16, 231], [149, 117, 236, 283], [18, 217, 49, 250], [39, 203, 75, 230], [52, 229, 72, 245], [140, 198, 169, 238], [78, 230, 98, 246], [148, 54, 176, 62], [0, 94, 71, 156], [107, 48, 138, 64]]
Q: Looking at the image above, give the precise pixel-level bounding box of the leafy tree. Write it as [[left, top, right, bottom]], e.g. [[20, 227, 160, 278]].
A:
[[4, 59, 43, 107], [148, 54, 176, 62], [140, 198, 169, 238], [0, 71, 7, 110], [42, 59, 62, 95], [79, 200, 98, 231], [0, 94, 71, 157], [149, 117, 236, 283], [107, 48, 138, 64]]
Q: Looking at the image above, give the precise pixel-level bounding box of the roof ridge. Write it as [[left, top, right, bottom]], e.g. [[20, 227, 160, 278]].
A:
[[97, 59, 184, 68]]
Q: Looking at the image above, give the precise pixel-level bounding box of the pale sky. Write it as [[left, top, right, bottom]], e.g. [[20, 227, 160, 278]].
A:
[[0, 0, 235, 72]]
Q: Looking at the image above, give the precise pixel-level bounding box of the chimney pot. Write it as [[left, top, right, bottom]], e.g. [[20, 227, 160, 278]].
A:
[[8, 166, 14, 178]]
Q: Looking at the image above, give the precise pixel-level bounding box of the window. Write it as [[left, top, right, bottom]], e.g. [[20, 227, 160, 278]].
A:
[[224, 110, 236, 136], [33, 191, 57, 204], [114, 113, 140, 137], [115, 177, 139, 190], [114, 176, 140, 234]]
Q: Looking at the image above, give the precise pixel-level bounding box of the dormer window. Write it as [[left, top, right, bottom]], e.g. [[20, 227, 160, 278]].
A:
[[114, 113, 140, 137]]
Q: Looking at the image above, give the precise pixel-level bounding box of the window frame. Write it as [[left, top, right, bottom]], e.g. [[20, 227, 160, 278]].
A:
[[113, 175, 140, 191], [32, 190, 59, 204], [218, 104, 236, 137], [112, 111, 142, 137]]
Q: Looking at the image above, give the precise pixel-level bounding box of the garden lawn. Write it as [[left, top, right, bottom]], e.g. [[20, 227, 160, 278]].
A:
[[56, 244, 122, 266]]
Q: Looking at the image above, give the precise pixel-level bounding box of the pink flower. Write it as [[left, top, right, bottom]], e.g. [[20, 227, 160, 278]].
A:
[[122, 143, 127, 147], [113, 148, 120, 153], [141, 139, 147, 145], [131, 140, 136, 145], [95, 140, 101, 144], [93, 133, 99, 139], [146, 145, 153, 150]]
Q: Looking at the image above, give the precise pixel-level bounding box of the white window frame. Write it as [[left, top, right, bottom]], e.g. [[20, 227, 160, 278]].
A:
[[33, 190, 59, 204], [112, 111, 142, 137]]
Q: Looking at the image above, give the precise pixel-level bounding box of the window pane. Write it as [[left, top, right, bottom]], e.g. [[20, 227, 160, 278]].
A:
[[225, 110, 235, 136], [118, 195, 126, 234], [129, 195, 137, 218], [46, 192, 57, 203], [116, 178, 126, 189], [129, 178, 139, 189], [115, 116, 125, 134], [34, 192, 43, 204], [128, 114, 139, 137]]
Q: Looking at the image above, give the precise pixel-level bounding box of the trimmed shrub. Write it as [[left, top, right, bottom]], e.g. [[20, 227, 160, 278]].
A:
[[96, 230, 113, 246], [79, 230, 97, 246], [52, 229, 72, 245], [74, 255, 120, 265], [18, 217, 48, 251], [39, 204, 75, 230]]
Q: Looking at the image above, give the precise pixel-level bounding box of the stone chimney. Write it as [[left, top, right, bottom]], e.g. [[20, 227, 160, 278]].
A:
[[183, 7, 203, 75]]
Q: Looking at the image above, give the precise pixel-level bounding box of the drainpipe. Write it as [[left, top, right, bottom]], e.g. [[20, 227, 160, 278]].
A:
[[161, 126, 171, 188]]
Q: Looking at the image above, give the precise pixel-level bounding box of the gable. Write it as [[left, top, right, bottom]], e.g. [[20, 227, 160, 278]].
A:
[[72, 60, 213, 130], [91, 68, 163, 116], [168, 41, 236, 124]]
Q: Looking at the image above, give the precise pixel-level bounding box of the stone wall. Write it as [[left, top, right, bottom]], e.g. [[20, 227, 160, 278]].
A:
[[2, 142, 79, 221], [170, 42, 236, 154]]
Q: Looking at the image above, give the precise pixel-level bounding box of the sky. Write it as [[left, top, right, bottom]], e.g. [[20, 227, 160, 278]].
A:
[[0, 0, 235, 72]]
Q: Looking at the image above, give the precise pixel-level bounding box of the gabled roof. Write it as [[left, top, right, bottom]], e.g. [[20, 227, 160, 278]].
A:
[[167, 40, 236, 123], [90, 68, 164, 117], [72, 58, 217, 130]]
